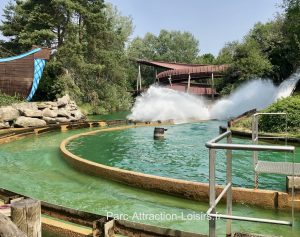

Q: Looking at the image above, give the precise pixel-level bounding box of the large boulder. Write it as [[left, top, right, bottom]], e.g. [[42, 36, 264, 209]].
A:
[[0, 106, 20, 122], [55, 117, 70, 123], [43, 116, 57, 124], [37, 102, 51, 110], [12, 102, 37, 112], [70, 110, 85, 120], [57, 95, 70, 107], [57, 108, 70, 118], [22, 109, 43, 118], [42, 108, 58, 118], [15, 116, 46, 128], [0, 122, 10, 129]]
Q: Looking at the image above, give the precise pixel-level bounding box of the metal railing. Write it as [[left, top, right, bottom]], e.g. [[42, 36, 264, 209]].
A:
[[205, 130, 295, 237], [252, 113, 288, 189]]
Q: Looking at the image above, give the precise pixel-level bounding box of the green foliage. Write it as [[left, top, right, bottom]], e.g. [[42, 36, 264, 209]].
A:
[[259, 95, 300, 134], [127, 30, 200, 87], [282, 0, 300, 70], [0, 0, 134, 113], [0, 91, 23, 106], [194, 53, 215, 64], [246, 18, 294, 81], [231, 39, 273, 81]]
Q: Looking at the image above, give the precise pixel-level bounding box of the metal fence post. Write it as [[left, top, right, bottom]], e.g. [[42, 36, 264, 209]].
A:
[[209, 148, 216, 237], [226, 134, 232, 237], [252, 115, 259, 188]]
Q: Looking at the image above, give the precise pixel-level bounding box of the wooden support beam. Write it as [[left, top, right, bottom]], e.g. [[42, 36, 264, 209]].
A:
[[11, 198, 41, 237]]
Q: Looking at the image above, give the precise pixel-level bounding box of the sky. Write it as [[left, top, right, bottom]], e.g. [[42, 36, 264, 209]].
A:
[[0, 0, 282, 56], [106, 0, 282, 55]]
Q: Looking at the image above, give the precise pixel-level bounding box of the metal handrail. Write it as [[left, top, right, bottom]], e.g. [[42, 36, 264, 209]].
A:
[[206, 142, 295, 152], [206, 130, 295, 237]]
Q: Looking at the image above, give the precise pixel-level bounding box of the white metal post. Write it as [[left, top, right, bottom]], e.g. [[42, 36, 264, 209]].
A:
[[168, 75, 172, 87], [211, 73, 214, 101], [209, 148, 216, 237], [139, 66, 142, 90], [252, 115, 259, 189], [226, 134, 232, 237], [137, 64, 142, 91], [186, 73, 191, 93]]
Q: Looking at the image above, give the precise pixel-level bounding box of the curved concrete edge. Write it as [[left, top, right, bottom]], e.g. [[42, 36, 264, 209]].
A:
[[0, 121, 108, 144], [60, 125, 299, 210]]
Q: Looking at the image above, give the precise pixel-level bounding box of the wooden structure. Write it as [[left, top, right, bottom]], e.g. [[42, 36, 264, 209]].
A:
[[11, 198, 41, 237], [0, 46, 50, 100], [136, 59, 228, 98]]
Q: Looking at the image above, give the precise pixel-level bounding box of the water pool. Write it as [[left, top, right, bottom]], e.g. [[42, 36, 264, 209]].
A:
[[0, 123, 299, 236], [67, 121, 300, 191]]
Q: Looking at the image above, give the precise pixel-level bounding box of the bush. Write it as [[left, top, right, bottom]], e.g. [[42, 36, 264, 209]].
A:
[[0, 91, 23, 106], [259, 95, 300, 134]]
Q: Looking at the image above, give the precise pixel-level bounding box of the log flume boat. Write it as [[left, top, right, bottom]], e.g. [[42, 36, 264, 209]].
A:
[[0, 47, 50, 100]]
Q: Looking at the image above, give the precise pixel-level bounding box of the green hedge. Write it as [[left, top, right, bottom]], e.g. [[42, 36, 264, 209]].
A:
[[259, 95, 300, 134]]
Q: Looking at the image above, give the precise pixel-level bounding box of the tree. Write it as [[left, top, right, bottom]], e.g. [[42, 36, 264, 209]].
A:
[[194, 53, 215, 64], [246, 18, 293, 81], [127, 30, 200, 87], [0, 0, 134, 113], [215, 39, 273, 95]]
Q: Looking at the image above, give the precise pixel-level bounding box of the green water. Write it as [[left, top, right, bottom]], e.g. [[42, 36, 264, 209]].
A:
[[68, 121, 300, 191], [0, 124, 299, 236]]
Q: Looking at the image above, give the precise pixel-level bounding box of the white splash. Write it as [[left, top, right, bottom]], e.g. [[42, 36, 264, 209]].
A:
[[210, 79, 277, 120], [128, 71, 300, 123], [127, 86, 210, 123], [274, 69, 300, 100]]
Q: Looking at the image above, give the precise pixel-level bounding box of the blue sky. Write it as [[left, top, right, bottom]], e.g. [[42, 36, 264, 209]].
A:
[[0, 0, 282, 55]]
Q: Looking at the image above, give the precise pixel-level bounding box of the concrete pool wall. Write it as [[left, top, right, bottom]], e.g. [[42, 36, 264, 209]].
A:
[[60, 125, 299, 211]]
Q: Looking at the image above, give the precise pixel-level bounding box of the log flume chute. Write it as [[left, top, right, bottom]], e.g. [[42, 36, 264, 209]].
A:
[[0, 47, 50, 100]]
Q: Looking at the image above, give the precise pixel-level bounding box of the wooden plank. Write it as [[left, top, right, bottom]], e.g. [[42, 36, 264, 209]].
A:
[[0, 54, 34, 97]]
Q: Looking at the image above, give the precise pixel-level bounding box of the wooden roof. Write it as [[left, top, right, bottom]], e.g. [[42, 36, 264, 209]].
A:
[[136, 59, 207, 70], [157, 64, 228, 82], [136, 59, 228, 82]]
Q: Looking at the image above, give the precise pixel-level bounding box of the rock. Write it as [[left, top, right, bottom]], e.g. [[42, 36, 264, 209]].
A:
[[0, 106, 20, 122], [42, 108, 57, 118], [0, 122, 10, 129], [0, 213, 27, 237], [15, 116, 46, 128], [22, 109, 43, 118], [12, 102, 37, 112], [45, 102, 58, 108], [57, 95, 70, 107], [37, 102, 50, 110], [43, 117, 57, 124], [71, 110, 85, 120], [55, 117, 70, 123], [57, 108, 70, 118]]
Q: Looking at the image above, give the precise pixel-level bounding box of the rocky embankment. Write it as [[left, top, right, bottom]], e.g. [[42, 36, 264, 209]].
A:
[[0, 95, 86, 128]]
